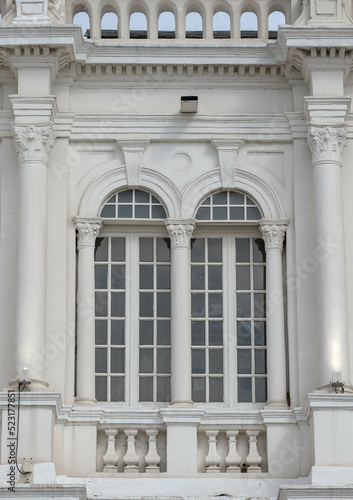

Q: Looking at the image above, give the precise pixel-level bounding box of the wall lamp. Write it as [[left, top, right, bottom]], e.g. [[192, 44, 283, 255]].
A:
[[331, 371, 344, 393], [19, 367, 31, 387], [181, 96, 198, 113]]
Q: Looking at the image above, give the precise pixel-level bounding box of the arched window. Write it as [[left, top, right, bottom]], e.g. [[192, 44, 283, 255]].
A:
[[130, 11, 148, 39], [95, 189, 170, 404], [158, 11, 176, 39], [268, 10, 285, 39], [73, 11, 90, 38], [185, 12, 203, 39], [101, 12, 118, 39], [213, 11, 231, 39], [240, 11, 258, 39], [191, 191, 267, 404]]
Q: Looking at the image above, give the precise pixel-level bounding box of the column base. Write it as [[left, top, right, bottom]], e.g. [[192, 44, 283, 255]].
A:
[[265, 399, 288, 409], [169, 399, 194, 407], [8, 376, 49, 391], [316, 382, 353, 393], [74, 396, 97, 406]]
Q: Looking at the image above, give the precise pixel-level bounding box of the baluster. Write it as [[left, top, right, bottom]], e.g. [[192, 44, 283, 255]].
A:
[[103, 429, 119, 472], [225, 430, 241, 473], [145, 429, 161, 472], [205, 430, 221, 473], [123, 429, 139, 472], [246, 430, 262, 472]]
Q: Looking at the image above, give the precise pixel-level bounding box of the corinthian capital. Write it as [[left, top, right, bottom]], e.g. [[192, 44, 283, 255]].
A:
[[259, 220, 288, 252], [307, 126, 346, 166], [74, 217, 103, 250], [12, 124, 55, 164], [165, 220, 196, 247]]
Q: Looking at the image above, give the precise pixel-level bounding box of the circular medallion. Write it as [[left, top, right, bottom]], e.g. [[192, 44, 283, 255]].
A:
[[172, 152, 192, 171]]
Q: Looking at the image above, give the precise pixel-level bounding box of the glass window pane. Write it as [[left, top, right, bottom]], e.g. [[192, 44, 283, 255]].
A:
[[111, 292, 125, 317], [191, 265, 205, 290], [254, 266, 265, 290], [135, 190, 150, 203], [157, 238, 171, 262], [247, 206, 261, 220], [111, 320, 125, 345], [255, 378, 267, 402], [95, 237, 108, 261], [111, 237, 125, 262], [254, 293, 266, 318], [157, 265, 171, 289], [229, 191, 244, 204], [118, 205, 133, 218], [192, 321, 205, 345], [157, 292, 171, 317], [246, 196, 256, 206], [253, 238, 266, 263], [236, 239, 250, 263], [139, 238, 153, 262], [238, 377, 252, 402], [139, 377, 153, 401], [139, 348, 153, 373], [209, 349, 223, 374], [230, 207, 245, 220], [95, 348, 107, 373], [192, 377, 205, 402], [237, 349, 251, 374], [209, 321, 223, 345], [152, 205, 166, 219], [157, 377, 171, 402], [107, 195, 116, 203], [213, 191, 227, 204], [191, 293, 205, 318], [111, 265, 125, 289], [213, 206, 227, 220], [237, 321, 251, 346], [140, 292, 154, 317], [191, 238, 205, 262], [140, 265, 153, 289], [157, 348, 171, 373], [140, 320, 153, 344], [254, 321, 266, 346], [255, 349, 266, 374], [118, 190, 133, 202], [208, 265, 222, 290], [135, 204, 149, 218], [208, 239, 222, 263], [236, 266, 250, 290], [237, 293, 251, 318], [157, 320, 171, 345], [100, 205, 116, 218], [95, 292, 108, 317], [192, 349, 205, 374], [111, 377, 125, 402], [201, 197, 210, 206], [209, 378, 223, 402], [95, 320, 107, 345], [209, 293, 223, 318], [111, 348, 125, 373], [96, 376, 107, 401], [196, 207, 211, 220]]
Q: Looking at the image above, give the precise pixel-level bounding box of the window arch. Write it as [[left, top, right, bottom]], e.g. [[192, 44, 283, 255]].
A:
[[100, 189, 167, 220], [185, 11, 203, 38], [130, 11, 148, 38], [195, 191, 262, 221], [73, 10, 90, 37], [268, 10, 285, 38], [213, 11, 231, 38], [158, 11, 176, 38], [240, 11, 258, 38], [101, 11, 118, 38]]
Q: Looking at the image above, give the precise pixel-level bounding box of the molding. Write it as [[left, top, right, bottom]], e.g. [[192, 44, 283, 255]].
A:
[[211, 138, 244, 188], [117, 138, 150, 186], [279, 485, 353, 500]]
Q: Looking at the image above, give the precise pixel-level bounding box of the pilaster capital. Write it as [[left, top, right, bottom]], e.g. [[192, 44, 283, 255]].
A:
[[259, 219, 289, 252], [73, 217, 103, 250], [12, 123, 55, 164], [164, 220, 196, 248], [307, 125, 347, 166]]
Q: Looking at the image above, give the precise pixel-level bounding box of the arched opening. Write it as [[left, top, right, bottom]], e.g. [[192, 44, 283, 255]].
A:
[[130, 11, 148, 39], [268, 11, 285, 39], [185, 12, 203, 39], [158, 11, 176, 39], [73, 11, 91, 38], [213, 11, 231, 38], [101, 12, 118, 39], [240, 11, 258, 38]]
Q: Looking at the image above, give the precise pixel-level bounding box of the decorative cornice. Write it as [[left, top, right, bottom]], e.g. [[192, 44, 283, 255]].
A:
[[259, 219, 289, 251], [73, 217, 103, 250], [307, 125, 347, 165], [165, 220, 196, 248], [12, 123, 55, 164]]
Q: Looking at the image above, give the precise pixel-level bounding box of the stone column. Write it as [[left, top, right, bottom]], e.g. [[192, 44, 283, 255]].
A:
[[165, 220, 195, 405], [260, 220, 288, 407], [11, 124, 55, 389], [307, 125, 351, 389], [73, 217, 103, 405]]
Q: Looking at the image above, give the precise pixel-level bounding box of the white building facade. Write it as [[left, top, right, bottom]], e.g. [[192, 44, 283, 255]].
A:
[[1, 0, 353, 498]]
